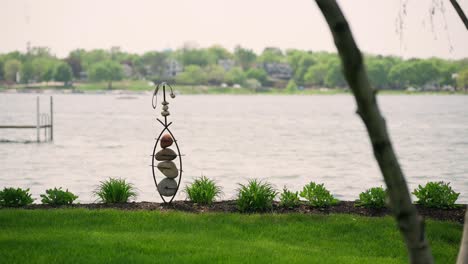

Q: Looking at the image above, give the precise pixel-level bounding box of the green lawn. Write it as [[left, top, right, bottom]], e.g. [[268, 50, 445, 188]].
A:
[[0, 209, 462, 263]]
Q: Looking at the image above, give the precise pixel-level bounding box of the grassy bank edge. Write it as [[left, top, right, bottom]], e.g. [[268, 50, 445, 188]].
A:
[[3, 200, 465, 224]]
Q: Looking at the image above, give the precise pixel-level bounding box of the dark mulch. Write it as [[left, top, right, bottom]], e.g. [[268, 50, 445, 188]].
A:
[[9, 201, 465, 224]]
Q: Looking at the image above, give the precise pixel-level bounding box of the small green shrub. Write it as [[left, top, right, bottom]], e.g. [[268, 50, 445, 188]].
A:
[[237, 179, 277, 212], [185, 176, 221, 205], [40, 187, 78, 205], [94, 178, 137, 203], [0, 187, 34, 207], [356, 187, 386, 208], [279, 188, 300, 208], [300, 182, 338, 207], [413, 181, 460, 209]]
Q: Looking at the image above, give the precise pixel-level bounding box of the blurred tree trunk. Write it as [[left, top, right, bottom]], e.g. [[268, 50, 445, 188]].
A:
[[457, 210, 468, 263], [449, 0, 468, 30], [314, 1, 433, 263]]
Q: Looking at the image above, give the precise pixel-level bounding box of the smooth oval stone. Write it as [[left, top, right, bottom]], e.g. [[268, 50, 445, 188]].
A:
[[158, 178, 178, 197], [160, 134, 173, 148], [155, 148, 177, 161], [157, 161, 179, 178]]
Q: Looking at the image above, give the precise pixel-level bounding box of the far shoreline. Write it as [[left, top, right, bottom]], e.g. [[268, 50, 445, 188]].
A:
[[1, 86, 466, 96]]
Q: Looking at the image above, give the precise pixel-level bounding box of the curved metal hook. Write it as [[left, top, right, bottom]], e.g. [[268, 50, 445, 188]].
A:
[[166, 83, 176, 99], [152, 82, 176, 109], [152, 83, 161, 109]]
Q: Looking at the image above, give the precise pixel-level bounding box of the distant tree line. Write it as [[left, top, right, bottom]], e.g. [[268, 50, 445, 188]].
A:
[[0, 45, 467, 91]]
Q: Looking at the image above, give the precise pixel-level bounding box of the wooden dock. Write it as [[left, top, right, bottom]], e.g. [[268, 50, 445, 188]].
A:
[[0, 96, 54, 142]]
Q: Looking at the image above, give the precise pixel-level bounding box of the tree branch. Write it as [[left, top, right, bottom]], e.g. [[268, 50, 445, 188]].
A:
[[314, 1, 433, 263], [449, 0, 468, 30]]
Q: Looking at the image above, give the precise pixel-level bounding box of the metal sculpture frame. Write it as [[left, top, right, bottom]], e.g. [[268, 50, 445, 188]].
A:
[[151, 82, 183, 203]]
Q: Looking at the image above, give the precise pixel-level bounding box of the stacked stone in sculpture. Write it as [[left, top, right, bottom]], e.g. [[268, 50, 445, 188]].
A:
[[156, 134, 179, 196]]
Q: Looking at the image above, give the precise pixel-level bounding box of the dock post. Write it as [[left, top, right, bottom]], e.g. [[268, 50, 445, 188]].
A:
[[50, 96, 53, 141], [36, 96, 40, 143]]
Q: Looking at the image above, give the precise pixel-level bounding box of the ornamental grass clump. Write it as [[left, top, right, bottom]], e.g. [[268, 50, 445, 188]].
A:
[[0, 187, 34, 207], [40, 187, 78, 205], [300, 182, 339, 207], [279, 188, 300, 208], [94, 178, 137, 203], [413, 181, 460, 209], [355, 187, 386, 209], [237, 179, 277, 212], [185, 176, 222, 205]]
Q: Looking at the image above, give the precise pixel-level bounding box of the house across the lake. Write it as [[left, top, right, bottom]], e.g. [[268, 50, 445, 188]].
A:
[[164, 59, 183, 78], [263, 62, 293, 80], [218, 59, 235, 72], [262, 62, 293, 88]]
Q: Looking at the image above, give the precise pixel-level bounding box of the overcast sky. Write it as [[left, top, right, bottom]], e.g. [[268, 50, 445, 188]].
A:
[[1, 0, 467, 59]]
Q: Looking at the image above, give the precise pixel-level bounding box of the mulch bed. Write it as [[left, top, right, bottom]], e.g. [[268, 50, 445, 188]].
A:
[[13, 201, 466, 224]]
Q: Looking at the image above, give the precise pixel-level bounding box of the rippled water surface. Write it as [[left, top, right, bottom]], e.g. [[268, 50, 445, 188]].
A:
[[1, 93, 467, 203]]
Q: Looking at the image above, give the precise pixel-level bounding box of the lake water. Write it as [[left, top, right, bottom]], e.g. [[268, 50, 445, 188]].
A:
[[0, 93, 467, 203]]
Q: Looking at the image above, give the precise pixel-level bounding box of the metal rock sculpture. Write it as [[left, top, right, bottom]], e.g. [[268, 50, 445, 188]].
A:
[[151, 82, 182, 203]]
